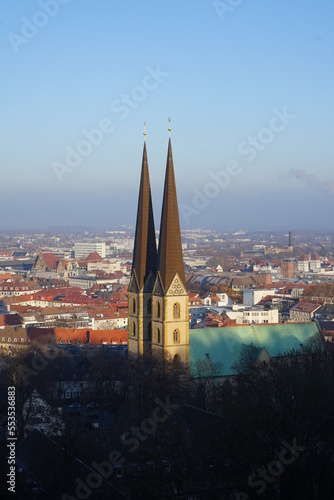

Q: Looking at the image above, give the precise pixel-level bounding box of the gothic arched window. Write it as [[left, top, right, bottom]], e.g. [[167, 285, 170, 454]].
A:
[[173, 303, 180, 319]]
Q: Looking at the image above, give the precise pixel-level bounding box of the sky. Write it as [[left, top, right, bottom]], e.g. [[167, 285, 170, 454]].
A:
[[1, 0, 334, 231]]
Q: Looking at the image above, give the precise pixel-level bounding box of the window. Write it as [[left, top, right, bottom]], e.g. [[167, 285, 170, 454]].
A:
[[156, 328, 161, 343], [173, 303, 180, 319], [156, 302, 161, 318], [173, 354, 180, 364], [148, 322, 152, 340], [147, 298, 152, 315], [14, 338, 17, 342], [173, 330, 179, 343], [132, 298, 136, 314], [115, 466, 123, 478], [132, 322, 136, 337], [162, 460, 170, 473]]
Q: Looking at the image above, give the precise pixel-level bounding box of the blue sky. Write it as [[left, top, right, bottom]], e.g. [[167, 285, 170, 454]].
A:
[[1, 0, 333, 230]]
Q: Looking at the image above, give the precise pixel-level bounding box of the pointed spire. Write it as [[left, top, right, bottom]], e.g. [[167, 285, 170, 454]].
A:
[[132, 129, 157, 290], [157, 130, 186, 292]]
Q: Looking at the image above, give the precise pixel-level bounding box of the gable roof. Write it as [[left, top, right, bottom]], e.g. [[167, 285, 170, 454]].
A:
[[189, 322, 320, 378], [290, 300, 322, 314], [29, 327, 128, 345], [41, 252, 61, 270]]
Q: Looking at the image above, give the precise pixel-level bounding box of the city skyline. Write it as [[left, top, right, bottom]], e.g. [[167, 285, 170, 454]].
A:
[[1, 0, 333, 229]]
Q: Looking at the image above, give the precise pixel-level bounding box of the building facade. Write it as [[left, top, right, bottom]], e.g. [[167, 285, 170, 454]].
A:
[[74, 242, 106, 259]]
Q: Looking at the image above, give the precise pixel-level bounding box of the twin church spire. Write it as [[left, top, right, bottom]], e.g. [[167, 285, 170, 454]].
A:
[[128, 121, 189, 363], [131, 120, 185, 293]]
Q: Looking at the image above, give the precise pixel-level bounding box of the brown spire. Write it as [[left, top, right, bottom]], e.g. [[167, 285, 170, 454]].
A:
[[132, 138, 157, 290], [157, 136, 186, 292]]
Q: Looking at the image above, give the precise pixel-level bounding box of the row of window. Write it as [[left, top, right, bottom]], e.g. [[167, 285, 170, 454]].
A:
[[131, 299, 181, 319], [0, 286, 26, 291], [244, 312, 268, 317], [1, 337, 25, 343], [58, 339, 127, 345], [131, 323, 180, 343]]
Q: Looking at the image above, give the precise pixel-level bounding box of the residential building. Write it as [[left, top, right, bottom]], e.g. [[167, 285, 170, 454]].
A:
[[289, 300, 322, 322], [23, 390, 65, 437], [243, 289, 277, 306]]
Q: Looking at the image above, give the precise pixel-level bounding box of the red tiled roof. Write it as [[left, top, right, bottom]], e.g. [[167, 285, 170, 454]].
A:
[[298, 254, 309, 262], [0, 326, 29, 344], [29, 327, 128, 345], [41, 252, 61, 270], [290, 300, 322, 314], [0, 250, 13, 257], [0, 314, 23, 327], [0, 273, 14, 282], [86, 252, 103, 262]]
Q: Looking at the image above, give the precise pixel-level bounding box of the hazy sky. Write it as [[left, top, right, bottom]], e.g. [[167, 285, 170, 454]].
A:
[[1, 0, 333, 230]]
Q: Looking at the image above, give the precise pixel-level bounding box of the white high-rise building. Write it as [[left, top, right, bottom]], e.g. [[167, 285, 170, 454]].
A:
[[74, 242, 106, 259]]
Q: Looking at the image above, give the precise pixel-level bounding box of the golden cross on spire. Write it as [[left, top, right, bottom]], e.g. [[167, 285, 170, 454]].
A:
[[168, 117, 171, 138], [143, 122, 147, 141]]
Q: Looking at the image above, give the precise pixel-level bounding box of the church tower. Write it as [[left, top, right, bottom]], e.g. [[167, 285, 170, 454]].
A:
[[128, 125, 157, 358], [151, 120, 189, 365]]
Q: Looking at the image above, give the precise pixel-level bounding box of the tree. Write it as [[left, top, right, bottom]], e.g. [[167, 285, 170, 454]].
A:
[[85, 347, 126, 433], [231, 343, 263, 374], [190, 356, 223, 412], [0, 336, 70, 441], [223, 345, 334, 499], [126, 352, 188, 420]]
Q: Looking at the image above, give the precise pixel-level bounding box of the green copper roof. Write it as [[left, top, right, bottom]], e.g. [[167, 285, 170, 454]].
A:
[[189, 322, 320, 379]]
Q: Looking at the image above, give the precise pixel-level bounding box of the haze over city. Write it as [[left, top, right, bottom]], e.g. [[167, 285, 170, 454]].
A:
[[1, 0, 333, 230], [3, 3, 334, 498]]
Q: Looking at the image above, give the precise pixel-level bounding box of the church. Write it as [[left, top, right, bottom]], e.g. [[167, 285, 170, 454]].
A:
[[128, 121, 189, 366], [127, 122, 320, 379]]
